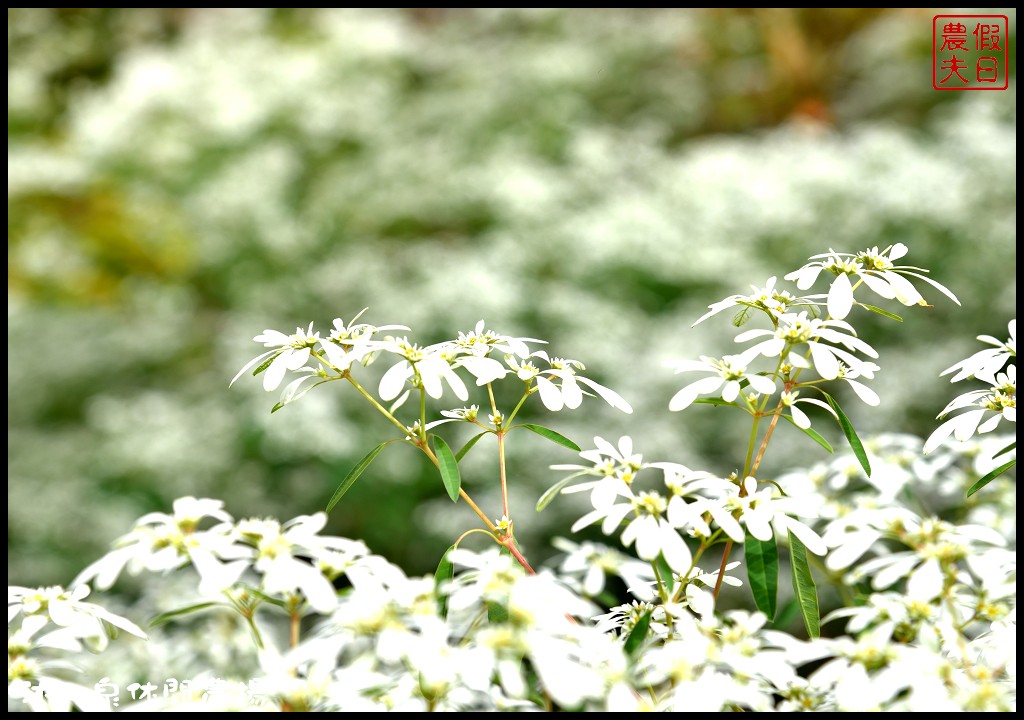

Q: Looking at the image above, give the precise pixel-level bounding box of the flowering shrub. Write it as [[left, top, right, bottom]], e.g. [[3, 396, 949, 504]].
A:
[[7, 244, 1015, 712]]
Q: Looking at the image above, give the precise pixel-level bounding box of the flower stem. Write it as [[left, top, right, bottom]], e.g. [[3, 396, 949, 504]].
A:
[[504, 387, 532, 426], [289, 610, 300, 649], [750, 399, 786, 476], [713, 541, 733, 600], [497, 431, 510, 519]]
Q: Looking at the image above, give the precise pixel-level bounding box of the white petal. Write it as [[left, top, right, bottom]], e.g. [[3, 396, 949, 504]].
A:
[[668, 376, 724, 411], [790, 404, 811, 429], [536, 375, 564, 411], [263, 351, 291, 392], [378, 361, 412, 401], [230, 348, 278, 387], [923, 416, 959, 454], [722, 380, 740, 402], [632, 517, 661, 560], [707, 503, 745, 543], [561, 376, 583, 409], [825, 530, 879, 571], [888, 243, 908, 261], [846, 379, 880, 406], [285, 346, 311, 370], [859, 272, 897, 299], [788, 265, 823, 290], [809, 342, 841, 380], [827, 273, 854, 320], [659, 522, 693, 573], [443, 367, 469, 402], [881, 271, 923, 306], [747, 374, 776, 395], [952, 409, 985, 442], [906, 558, 943, 601], [576, 376, 633, 414], [783, 518, 827, 556]]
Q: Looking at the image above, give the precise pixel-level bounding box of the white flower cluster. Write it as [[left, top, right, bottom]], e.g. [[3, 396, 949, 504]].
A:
[[926, 319, 1016, 453], [8, 422, 1016, 712], [233, 314, 630, 416], [672, 244, 957, 433], [8, 585, 145, 712]]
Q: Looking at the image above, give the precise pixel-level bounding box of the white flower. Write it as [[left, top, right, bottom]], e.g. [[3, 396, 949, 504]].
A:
[[378, 338, 469, 402], [320, 309, 408, 370], [552, 538, 657, 601], [781, 389, 838, 430], [236, 514, 344, 613], [72, 497, 246, 594], [453, 320, 543, 359], [692, 276, 797, 326], [941, 319, 1015, 383], [519, 351, 631, 413], [669, 354, 776, 411], [573, 490, 694, 573], [924, 366, 1015, 453], [232, 322, 321, 392], [720, 477, 827, 555], [786, 244, 959, 320], [736, 311, 878, 380], [8, 584, 146, 649]]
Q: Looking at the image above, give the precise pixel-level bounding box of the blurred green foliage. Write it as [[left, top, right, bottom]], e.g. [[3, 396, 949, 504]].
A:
[[7, 9, 1016, 585]]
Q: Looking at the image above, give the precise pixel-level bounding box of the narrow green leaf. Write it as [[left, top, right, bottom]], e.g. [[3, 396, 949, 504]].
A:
[[745, 532, 778, 620], [518, 424, 581, 452], [655, 553, 677, 598], [535, 472, 587, 512], [859, 303, 903, 322], [270, 401, 285, 414], [251, 354, 277, 377], [967, 459, 1016, 497], [781, 413, 834, 453], [326, 442, 390, 512], [993, 440, 1016, 459], [692, 397, 740, 408], [434, 544, 456, 619], [624, 611, 652, 655], [789, 531, 820, 638], [732, 305, 753, 327], [823, 392, 871, 477], [432, 435, 462, 503], [455, 431, 489, 462], [149, 602, 223, 628]]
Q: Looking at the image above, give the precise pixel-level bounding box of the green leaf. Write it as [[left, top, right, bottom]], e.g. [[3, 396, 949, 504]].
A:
[[823, 392, 871, 477], [149, 602, 223, 628], [732, 305, 753, 327], [251, 354, 278, 377], [535, 471, 587, 512], [655, 553, 677, 598], [859, 303, 903, 322], [623, 611, 652, 655], [993, 440, 1016, 459], [487, 602, 509, 625], [781, 413, 834, 453], [789, 531, 820, 638], [326, 442, 390, 512], [518, 424, 581, 452], [745, 532, 778, 620], [691, 398, 740, 408], [455, 431, 489, 462], [434, 545, 456, 619], [270, 401, 285, 414], [432, 435, 462, 503], [967, 459, 1016, 497]]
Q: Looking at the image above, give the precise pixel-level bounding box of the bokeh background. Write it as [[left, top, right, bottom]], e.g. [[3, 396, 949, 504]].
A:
[[8, 8, 1016, 586]]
